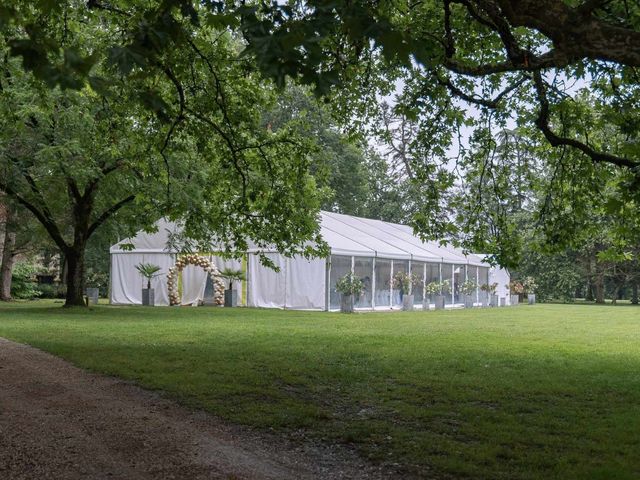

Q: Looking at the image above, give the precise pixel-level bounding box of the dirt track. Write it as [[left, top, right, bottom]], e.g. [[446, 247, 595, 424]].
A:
[[0, 338, 403, 479]]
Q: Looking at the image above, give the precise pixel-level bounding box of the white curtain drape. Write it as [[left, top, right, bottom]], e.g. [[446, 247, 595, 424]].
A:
[[109, 253, 174, 306], [284, 256, 325, 309], [247, 253, 286, 308], [247, 253, 325, 309]]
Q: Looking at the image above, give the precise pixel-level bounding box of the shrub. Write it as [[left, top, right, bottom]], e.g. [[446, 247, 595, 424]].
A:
[[86, 270, 109, 297], [11, 263, 42, 299], [37, 284, 65, 299]]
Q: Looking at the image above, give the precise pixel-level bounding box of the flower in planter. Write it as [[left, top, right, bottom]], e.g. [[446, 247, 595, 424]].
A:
[[509, 280, 525, 295], [459, 280, 478, 296], [336, 273, 364, 296], [425, 281, 441, 295], [522, 276, 537, 294], [480, 282, 498, 295], [425, 280, 450, 295], [392, 271, 420, 295]]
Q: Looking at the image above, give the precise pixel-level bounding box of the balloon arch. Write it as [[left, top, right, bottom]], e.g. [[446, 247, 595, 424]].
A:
[[167, 255, 226, 306]]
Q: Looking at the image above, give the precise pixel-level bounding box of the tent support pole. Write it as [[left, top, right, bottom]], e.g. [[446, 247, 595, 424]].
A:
[[371, 257, 376, 310], [325, 256, 330, 311]]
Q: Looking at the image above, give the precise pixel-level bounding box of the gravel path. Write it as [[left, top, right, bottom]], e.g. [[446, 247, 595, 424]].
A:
[[0, 338, 405, 480]]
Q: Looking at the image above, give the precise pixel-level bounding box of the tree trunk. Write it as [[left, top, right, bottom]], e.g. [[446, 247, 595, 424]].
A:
[[611, 286, 618, 305], [632, 284, 638, 305], [0, 230, 16, 301], [594, 269, 605, 304], [585, 281, 594, 301], [0, 199, 16, 301], [584, 257, 594, 301], [64, 246, 86, 307]]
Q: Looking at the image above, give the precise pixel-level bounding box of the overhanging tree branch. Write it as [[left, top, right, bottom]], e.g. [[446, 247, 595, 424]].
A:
[[0, 183, 69, 251], [434, 70, 528, 108], [532, 71, 638, 170], [86, 194, 136, 239]]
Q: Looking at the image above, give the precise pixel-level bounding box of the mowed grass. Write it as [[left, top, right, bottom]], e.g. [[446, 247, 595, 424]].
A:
[[0, 302, 639, 479]]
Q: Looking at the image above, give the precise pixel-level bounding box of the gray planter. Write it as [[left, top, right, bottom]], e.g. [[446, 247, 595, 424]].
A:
[[528, 293, 536, 305], [224, 289, 238, 307], [85, 287, 99, 305], [434, 295, 446, 310], [340, 294, 354, 313], [510, 294, 520, 306], [499, 297, 506, 306], [402, 294, 414, 311], [203, 276, 217, 306], [463, 294, 475, 308], [490, 295, 499, 307], [142, 288, 155, 306]]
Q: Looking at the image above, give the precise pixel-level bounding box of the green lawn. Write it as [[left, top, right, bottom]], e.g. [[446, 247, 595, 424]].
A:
[[1, 302, 639, 479]]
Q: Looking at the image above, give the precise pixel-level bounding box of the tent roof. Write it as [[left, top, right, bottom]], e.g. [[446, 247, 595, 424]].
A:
[[110, 212, 489, 266], [110, 218, 180, 254], [323, 212, 485, 266]]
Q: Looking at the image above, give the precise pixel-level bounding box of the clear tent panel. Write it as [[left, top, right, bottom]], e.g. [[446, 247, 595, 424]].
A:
[[411, 261, 425, 305], [329, 255, 352, 310], [467, 265, 478, 303], [354, 257, 374, 308], [479, 266, 490, 305], [392, 260, 409, 306], [442, 264, 454, 305], [453, 264, 466, 304], [374, 259, 392, 307], [425, 263, 440, 304]]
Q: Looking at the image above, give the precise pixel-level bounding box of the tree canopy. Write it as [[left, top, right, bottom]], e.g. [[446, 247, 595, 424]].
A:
[[0, 5, 326, 306], [3, 1, 640, 269]]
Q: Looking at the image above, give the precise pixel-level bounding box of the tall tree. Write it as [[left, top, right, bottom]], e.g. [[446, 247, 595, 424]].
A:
[[0, 10, 325, 306], [0, 195, 49, 300], [263, 85, 371, 215]]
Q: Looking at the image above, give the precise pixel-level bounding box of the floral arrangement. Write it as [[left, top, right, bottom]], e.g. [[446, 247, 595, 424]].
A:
[[335, 273, 364, 296], [522, 276, 537, 294], [425, 281, 441, 295], [425, 280, 450, 295], [459, 280, 477, 295], [480, 282, 498, 295], [509, 280, 525, 295], [167, 255, 225, 306], [393, 271, 419, 293]]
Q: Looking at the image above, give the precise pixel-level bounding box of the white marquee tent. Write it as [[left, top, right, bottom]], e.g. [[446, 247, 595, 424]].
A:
[[109, 211, 511, 310]]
